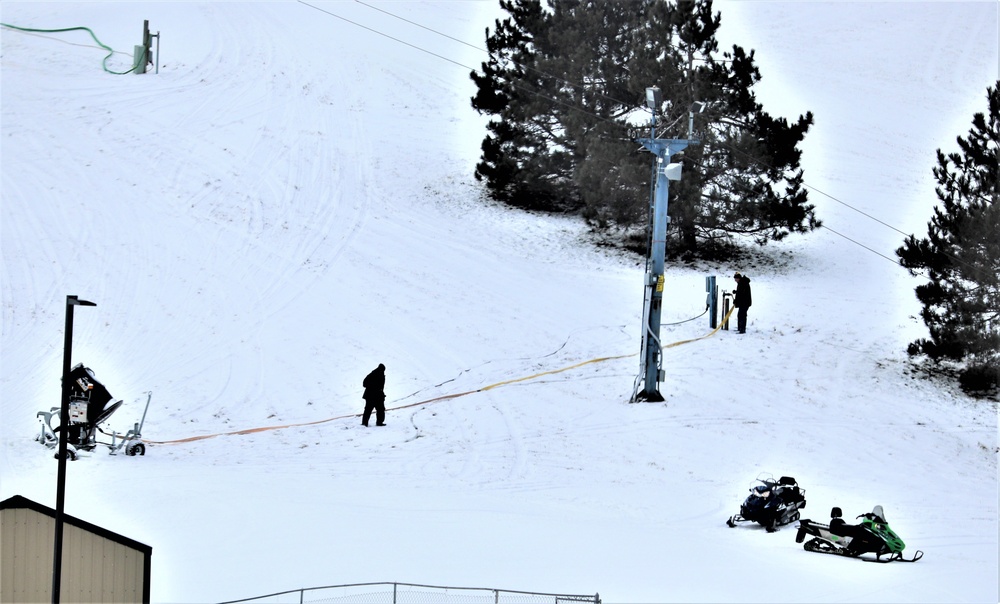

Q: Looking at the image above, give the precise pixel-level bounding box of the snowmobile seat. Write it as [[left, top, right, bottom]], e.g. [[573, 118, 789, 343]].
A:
[[828, 515, 867, 541], [777, 478, 805, 505], [829, 508, 850, 535]]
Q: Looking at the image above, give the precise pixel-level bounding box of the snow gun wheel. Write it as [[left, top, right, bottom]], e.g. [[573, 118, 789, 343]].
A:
[[54, 448, 78, 461], [126, 442, 146, 456]]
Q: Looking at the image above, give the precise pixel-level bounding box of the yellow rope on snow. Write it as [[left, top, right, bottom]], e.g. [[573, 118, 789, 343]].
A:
[[146, 308, 736, 445], [662, 305, 735, 349], [478, 353, 635, 392]]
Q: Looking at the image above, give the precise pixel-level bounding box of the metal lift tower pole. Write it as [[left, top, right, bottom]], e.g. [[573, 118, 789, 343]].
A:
[[632, 88, 700, 402]]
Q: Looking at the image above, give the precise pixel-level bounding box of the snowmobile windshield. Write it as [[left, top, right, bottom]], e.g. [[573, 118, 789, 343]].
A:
[[872, 505, 886, 523]]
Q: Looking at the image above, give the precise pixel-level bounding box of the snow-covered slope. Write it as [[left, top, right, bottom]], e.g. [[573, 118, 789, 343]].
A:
[[1, 2, 997, 602]]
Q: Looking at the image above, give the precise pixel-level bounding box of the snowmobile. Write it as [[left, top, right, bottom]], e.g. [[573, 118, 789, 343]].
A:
[[727, 474, 807, 532], [795, 505, 923, 563], [36, 363, 151, 460]]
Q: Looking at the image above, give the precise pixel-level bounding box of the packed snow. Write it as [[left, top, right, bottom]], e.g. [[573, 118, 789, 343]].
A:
[[1, 2, 997, 602]]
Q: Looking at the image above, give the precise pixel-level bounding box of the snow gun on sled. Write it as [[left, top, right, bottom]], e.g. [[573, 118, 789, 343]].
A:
[[727, 473, 807, 532], [795, 505, 923, 563], [36, 363, 151, 460]]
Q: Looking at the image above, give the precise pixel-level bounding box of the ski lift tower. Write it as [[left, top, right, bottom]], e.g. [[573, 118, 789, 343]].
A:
[[632, 88, 703, 402]]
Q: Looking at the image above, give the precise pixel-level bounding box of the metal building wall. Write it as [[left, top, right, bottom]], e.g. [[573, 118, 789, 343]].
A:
[[1, 498, 150, 603], [1, 506, 52, 603], [62, 520, 149, 602]]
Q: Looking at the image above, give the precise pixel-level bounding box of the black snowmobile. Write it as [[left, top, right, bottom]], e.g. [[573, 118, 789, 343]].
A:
[[795, 505, 923, 563], [726, 474, 806, 532]]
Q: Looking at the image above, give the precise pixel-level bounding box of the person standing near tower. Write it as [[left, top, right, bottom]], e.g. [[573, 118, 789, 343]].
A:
[[361, 363, 386, 427], [734, 272, 752, 334]]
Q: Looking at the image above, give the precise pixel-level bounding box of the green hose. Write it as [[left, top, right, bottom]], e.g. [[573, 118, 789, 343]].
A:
[[1, 22, 144, 74]]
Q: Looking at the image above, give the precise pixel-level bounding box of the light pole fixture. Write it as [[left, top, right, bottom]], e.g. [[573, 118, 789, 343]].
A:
[[645, 86, 662, 114], [687, 101, 706, 141], [52, 295, 96, 604]]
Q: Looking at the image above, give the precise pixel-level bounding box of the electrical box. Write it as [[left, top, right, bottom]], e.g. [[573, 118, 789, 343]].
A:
[[133, 45, 146, 74], [68, 400, 88, 425]]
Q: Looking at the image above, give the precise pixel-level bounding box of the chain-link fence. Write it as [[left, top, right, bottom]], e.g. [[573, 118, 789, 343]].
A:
[[220, 582, 600, 604]]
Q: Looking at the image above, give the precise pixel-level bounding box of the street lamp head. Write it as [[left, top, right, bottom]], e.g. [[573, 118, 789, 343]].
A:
[[67, 295, 96, 307], [690, 101, 707, 114], [645, 87, 662, 112]]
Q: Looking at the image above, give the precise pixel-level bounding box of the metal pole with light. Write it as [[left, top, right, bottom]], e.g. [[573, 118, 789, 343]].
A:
[[52, 295, 96, 604], [632, 88, 702, 402]]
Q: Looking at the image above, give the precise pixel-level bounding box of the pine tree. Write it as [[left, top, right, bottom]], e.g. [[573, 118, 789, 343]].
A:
[[896, 82, 1000, 394], [470, 0, 574, 211], [470, 0, 820, 254]]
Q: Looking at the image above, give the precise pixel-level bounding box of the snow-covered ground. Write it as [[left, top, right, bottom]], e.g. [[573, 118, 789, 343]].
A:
[[1, 2, 997, 602]]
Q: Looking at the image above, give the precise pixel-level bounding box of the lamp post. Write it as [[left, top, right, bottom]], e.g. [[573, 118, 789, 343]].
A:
[[52, 295, 96, 604], [632, 88, 701, 402]]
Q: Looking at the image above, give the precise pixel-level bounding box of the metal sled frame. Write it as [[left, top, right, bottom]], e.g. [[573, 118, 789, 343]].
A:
[[37, 392, 152, 460]]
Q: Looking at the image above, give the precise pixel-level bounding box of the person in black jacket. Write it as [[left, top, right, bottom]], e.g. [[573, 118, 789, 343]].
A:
[[361, 363, 387, 427], [733, 272, 752, 334]]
